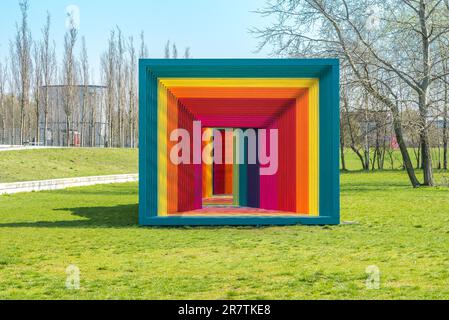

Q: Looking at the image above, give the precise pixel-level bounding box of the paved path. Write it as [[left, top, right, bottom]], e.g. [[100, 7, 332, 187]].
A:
[[0, 174, 138, 195], [0, 145, 63, 152]]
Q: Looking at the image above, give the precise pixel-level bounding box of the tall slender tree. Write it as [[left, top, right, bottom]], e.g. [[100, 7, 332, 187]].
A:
[[164, 40, 171, 59], [128, 36, 137, 148], [184, 47, 191, 59], [40, 12, 54, 146], [0, 61, 6, 144], [116, 27, 126, 147], [140, 31, 149, 58], [443, 58, 448, 170], [32, 41, 42, 144], [79, 36, 89, 147], [14, 0, 32, 144], [9, 42, 20, 145], [101, 30, 116, 147], [62, 12, 78, 147], [172, 43, 178, 59]]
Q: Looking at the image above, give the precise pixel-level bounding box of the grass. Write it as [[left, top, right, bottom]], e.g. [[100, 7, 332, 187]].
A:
[[341, 147, 448, 171], [341, 148, 449, 186], [0, 169, 448, 299], [0, 148, 138, 183]]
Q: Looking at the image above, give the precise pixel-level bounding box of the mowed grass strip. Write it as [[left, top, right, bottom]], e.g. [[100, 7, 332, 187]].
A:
[[0, 170, 448, 300], [0, 148, 138, 183]]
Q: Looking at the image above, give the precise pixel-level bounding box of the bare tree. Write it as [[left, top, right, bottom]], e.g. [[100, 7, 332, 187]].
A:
[[32, 41, 42, 144], [62, 13, 78, 147], [3, 3, 199, 149], [101, 30, 116, 147], [89, 82, 98, 147], [79, 36, 89, 147], [438, 39, 449, 169], [255, 0, 449, 187], [443, 63, 448, 170], [14, 0, 32, 144], [339, 92, 347, 171], [40, 12, 55, 146], [139, 31, 149, 58], [184, 47, 191, 59], [116, 27, 126, 147], [172, 43, 178, 59], [342, 84, 368, 170], [164, 40, 171, 59], [128, 36, 137, 148], [9, 42, 20, 145], [0, 61, 6, 144]]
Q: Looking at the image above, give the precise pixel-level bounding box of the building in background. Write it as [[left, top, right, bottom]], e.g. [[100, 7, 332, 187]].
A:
[[39, 85, 107, 147]]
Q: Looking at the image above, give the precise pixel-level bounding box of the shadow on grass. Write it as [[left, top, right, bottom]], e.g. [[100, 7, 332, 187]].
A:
[[0, 204, 139, 229], [0, 204, 332, 231]]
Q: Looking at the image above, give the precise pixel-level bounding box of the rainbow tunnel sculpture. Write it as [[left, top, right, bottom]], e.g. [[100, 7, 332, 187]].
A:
[[139, 59, 340, 226]]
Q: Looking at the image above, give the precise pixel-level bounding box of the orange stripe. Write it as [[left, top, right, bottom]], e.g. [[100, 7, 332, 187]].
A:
[[296, 91, 309, 214]]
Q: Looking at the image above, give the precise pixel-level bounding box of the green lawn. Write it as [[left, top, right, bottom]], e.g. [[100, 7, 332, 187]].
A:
[[0, 148, 138, 183], [0, 170, 448, 299], [341, 147, 448, 173]]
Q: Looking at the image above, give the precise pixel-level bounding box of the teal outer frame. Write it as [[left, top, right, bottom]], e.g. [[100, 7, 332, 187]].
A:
[[139, 59, 340, 226]]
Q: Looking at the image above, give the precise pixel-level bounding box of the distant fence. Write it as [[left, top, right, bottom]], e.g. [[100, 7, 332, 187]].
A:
[[0, 125, 138, 148]]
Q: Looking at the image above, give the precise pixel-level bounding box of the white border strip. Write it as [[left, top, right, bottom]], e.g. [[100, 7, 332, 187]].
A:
[[0, 174, 138, 195]]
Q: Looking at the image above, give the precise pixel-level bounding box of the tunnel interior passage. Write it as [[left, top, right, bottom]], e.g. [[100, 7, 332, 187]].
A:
[[164, 94, 312, 217]]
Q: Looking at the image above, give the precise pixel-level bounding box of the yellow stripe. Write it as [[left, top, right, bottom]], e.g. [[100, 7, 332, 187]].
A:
[[160, 78, 317, 88], [157, 83, 168, 216], [158, 78, 320, 216]]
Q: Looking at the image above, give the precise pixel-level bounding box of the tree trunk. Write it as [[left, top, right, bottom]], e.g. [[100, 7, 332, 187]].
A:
[[417, 1, 434, 186], [391, 102, 421, 187], [371, 148, 377, 171], [11, 98, 15, 145], [129, 118, 134, 149], [109, 109, 113, 148], [90, 122, 94, 147], [66, 115, 71, 147], [35, 101, 39, 145], [418, 94, 434, 186], [0, 116, 4, 144], [340, 118, 347, 171], [443, 84, 448, 170], [20, 98, 25, 144], [420, 130, 434, 186], [90, 111, 95, 147], [44, 112, 48, 146], [364, 143, 370, 170], [343, 96, 366, 170], [363, 102, 370, 171], [413, 144, 421, 169], [0, 96, 4, 144], [379, 123, 387, 170]]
